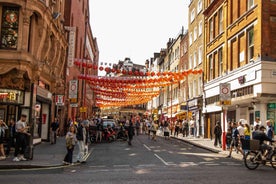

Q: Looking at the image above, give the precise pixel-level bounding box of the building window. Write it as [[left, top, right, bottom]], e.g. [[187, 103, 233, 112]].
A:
[[209, 54, 213, 80], [190, 8, 195, 23], [194, 27, 197, 41], [209, 18, 214, 42], [193, 79, 197, 97], [198, 76, 202, 95], [189, 82, 192, 99], [198, 46, 203, 64], [247, 27, 254, 62], [247, 0, 254, 10], [1, 6, 19, 49], [219, 8, 223, 34], [198, 21, 202, 36], [197, 0, 203, 14], [189, 32, 193, 45], [194, 51, 197, 68], [218, 48, 223, 76], [189, 55, 193, 69]]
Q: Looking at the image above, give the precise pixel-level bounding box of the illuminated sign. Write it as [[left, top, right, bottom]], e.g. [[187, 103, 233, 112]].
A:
[[0, 89, 24, 104]]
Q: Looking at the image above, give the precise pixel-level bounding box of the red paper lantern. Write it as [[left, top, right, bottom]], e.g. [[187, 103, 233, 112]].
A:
[[99, 66, 104, 71]]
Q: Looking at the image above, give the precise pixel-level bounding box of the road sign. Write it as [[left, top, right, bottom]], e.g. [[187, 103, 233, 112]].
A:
[[70, 103, 78, 107], [220, 100, 231, 105], [220, 83, 231, 101]]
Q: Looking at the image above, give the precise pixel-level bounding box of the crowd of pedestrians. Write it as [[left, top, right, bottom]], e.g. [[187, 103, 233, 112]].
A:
[[225, 118, 275, 159]]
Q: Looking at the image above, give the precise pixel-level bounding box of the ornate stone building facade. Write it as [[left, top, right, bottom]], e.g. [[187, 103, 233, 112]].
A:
[[0, 0, 67, 143]]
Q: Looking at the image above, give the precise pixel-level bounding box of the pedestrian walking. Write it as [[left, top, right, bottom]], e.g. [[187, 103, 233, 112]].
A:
[[76, 120, 87, 163], [13, 114, 29, 162], [189, 118, 195, 137], [63, 125, 77, 165], [5, 119, 16, 157], [0, 119, 8, 160], [266, 120, 274, 145], [174, 120, 180, 137], [151, 121, 158, 141], [96, 118, 103, 143], [50, 117, 59, 144], [182, 119, 189, 137], [126, 122, 135, 145], [135, 120, 140, 136], [163, 121, 170, 140], [226, 128, 232, 149], [226, 122, 244, 158], [214, 121, 222, 147]]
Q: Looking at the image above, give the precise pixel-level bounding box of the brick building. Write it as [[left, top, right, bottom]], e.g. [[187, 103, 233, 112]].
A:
[[0, 0, 67, 143], [203, 0, 276, 140], [63, 0, 99, 130]]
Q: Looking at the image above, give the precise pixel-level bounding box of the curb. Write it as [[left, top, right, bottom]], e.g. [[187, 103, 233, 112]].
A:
[[0, 164, 63, 170], [170, 136, 220, 153], [0, 149, 92, 170]]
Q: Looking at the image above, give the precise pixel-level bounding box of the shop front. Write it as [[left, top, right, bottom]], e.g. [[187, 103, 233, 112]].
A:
[[0, 68, 31, 123], [188, 97, 203, 137], [267, 103, 276, 135], [34, 86, 52, 142], [0, 89, 24, 122]]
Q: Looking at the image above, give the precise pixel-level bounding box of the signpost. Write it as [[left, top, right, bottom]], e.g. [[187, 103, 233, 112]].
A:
[[219, 83, 231, 150]]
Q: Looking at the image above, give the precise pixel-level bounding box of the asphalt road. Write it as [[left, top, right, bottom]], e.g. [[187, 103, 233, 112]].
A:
[[1, 135, 276, 184]]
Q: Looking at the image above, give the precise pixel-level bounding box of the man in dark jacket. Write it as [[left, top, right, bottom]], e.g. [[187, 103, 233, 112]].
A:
[[214, 121, 222, 147], [126, 122, 135, 146], [253, 125, 274, 159]]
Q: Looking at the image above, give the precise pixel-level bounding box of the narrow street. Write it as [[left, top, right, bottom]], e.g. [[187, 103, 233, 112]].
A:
[[1, 135, 275, 184]]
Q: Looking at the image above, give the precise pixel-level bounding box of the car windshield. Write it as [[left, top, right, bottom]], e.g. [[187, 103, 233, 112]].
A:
[[103, 119, 116, 128]]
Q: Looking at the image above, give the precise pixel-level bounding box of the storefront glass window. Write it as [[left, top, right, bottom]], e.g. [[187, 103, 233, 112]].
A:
[[1, 6, 19, 49]]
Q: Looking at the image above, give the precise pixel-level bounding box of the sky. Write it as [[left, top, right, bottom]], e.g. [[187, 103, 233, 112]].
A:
[[89, 0, 190, 66]]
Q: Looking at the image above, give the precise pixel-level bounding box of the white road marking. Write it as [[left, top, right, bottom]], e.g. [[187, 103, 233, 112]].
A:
[[113, 165, 130, 167], [205, 163, 220, 166], [154, 153, 169, 166], [137, 164, 156, 167], [143, 144, 151, 151], [89, 165, 106, 168]]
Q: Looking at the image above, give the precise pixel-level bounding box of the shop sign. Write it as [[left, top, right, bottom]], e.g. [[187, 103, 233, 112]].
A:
[[188, 99, 198, 108], [0, 89, 24, 104], [69, 80, 78, 99], [268, 103, 276, 109], [37, 86, 52, 100], [55, 95, 65, 106], [80, 107, 87, 113], [65, 26, 76, 67]]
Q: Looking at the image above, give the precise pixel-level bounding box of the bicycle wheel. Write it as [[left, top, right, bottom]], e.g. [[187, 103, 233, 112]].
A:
[[244, 151, 260, 170], [270, 152, 276, 169]]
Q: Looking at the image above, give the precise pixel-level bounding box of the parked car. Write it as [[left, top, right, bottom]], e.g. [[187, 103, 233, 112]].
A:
[[102, 119, 118, 129]]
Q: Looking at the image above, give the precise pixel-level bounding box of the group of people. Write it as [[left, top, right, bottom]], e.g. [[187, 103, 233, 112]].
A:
[[63, 118, 89, 165], [0, 114, 30, 162], [222, 118, 275, 159]]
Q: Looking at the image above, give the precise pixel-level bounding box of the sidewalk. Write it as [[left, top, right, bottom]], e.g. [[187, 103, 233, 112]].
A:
[[170, 134, 244, 160], [0, 137, 86, 170]]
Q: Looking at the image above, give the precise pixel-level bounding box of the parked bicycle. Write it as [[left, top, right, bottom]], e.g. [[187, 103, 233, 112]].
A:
[[244, 140, 276, 170]]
